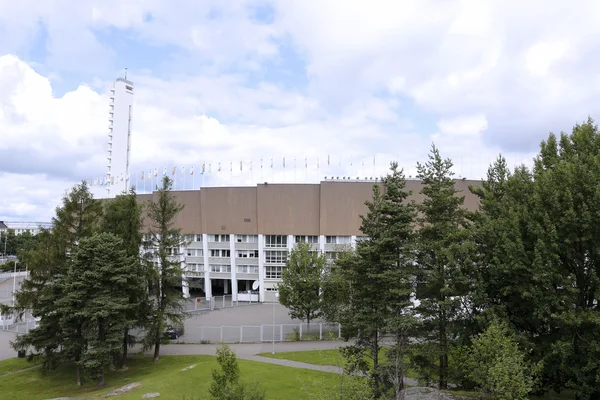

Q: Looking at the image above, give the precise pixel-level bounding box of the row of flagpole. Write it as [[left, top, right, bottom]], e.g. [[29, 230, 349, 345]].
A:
[[87, 153, 536, 193], [88, 154, 400, 190]]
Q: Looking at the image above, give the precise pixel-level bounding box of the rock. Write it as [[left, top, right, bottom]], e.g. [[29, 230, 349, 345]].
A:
[[180, 364, 197, 372], [45, 398, 82, 400], [401, 387, 462, 400], [103, 382, 142, 397], [142, 393, 160, 398]]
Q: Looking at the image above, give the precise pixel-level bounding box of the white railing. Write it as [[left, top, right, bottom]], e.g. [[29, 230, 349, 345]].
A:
[[0, 271, 29, 280], [188, 294, 261, 312], [184, 322, 342, 344]]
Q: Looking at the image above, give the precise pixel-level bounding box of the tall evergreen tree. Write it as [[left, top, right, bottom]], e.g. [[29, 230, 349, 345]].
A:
[[323, 162, 417, 399], [415, 145, 473, 389], [278, 241, 327, 328], [142, 176, 186, 362], [12, 182, 103, 385], [59, 232, 140, 387], [101, 188, 148, 369]]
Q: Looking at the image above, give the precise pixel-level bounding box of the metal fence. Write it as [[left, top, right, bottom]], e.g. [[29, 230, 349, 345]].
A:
[[0, 271, 29, 280], [187, 295, 262, 312], [0, 312, 38, 334], [181, 322, 341, 344]]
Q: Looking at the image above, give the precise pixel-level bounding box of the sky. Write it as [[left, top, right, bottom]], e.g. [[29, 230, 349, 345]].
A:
[[1, 0, 598, 222]]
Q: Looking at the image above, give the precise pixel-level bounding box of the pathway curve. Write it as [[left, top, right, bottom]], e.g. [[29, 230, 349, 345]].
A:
[[138, 341, 419, 386]]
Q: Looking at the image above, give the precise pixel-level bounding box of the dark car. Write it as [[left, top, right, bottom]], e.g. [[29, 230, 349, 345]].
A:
[[164, 325, 184, 340]]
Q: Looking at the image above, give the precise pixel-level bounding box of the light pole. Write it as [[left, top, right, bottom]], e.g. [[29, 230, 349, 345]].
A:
[[272, 291, 279, 355]]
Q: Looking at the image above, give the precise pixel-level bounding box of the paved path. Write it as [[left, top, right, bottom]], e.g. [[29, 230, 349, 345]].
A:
[[137, 341, 419, 386]]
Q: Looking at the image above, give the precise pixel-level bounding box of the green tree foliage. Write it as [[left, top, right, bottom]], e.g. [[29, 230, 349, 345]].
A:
[[278, 241, 327, 327], [323, 162, 417, 399], [101, 188, 148, 369], [415, 145, 474, 390], [209, 345, 266, 400], [12, 181, 103, 385], [0, 229, 38, 257], [471, 118, 600, 399], [142, 176, 187, 362], [58, 232, 141, 387], [465, 320, 538, 400]]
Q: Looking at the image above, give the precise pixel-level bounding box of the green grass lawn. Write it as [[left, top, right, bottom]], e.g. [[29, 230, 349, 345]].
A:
[[258, 349, 345, 366], [0, 355, 340, 400], [0, 357, 40, 375]]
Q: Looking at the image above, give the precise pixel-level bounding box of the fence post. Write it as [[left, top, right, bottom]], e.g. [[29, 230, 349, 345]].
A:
[[279, 325, 283, 342], [260, 325, 264, 342], [220, 326, 223, 343], [240, 326, 243, 343], [338, 323, 341, 339], [299, 323, 303, 340], [319, 323, 323, 340], [201, 326, 204, 341]]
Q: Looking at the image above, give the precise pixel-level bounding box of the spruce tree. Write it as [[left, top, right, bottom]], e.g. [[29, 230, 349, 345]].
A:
[[60, 232, 139, 387], [12, 181, 103, 385], [142, 176, 187, 362], [101, 188, 148, 369], [415, 145, 473, 389]]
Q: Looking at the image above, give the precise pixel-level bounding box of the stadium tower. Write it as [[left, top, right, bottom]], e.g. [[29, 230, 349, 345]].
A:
[[106, 72, 134, 196]]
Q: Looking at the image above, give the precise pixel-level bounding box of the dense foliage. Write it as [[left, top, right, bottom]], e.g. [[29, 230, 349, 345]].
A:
[[279, 241, 327, 327], [9, 180, 184, 386]]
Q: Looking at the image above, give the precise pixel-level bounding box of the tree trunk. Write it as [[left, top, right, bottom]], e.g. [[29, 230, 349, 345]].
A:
[[97, 372, 105, 388], [153, 338, 160, 362], [439, 308, 448, 389], [121, 327, 129, 369], [373, 332, 380, 399], [75, 364, 81, 386]]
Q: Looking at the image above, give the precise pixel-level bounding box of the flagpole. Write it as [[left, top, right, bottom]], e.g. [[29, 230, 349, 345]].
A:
[[193, 168, 195, 190]]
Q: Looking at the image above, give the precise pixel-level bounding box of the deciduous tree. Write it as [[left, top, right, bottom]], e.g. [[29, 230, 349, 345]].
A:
[[278, 241, 327, 328]]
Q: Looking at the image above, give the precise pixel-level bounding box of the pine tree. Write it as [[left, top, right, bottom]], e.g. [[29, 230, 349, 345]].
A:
[[101, 188, 148, 369], [323, 162, 417, 399], [278, 241, 326, 329], [142, 176, 187, 362], [415, 145, 473, 389]]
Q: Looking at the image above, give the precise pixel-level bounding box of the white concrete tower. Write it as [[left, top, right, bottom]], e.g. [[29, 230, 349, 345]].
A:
[[106, 74, 134, 196]]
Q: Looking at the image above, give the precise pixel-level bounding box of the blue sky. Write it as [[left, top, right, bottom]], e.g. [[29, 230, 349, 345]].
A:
[[1, 0, 599, 221]]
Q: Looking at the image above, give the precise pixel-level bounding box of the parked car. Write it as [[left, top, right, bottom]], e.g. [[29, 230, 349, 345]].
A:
[[164, 325, 184, 340]]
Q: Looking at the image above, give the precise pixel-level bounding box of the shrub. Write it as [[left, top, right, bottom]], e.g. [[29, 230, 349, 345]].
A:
[[465, 320, 539, 400]]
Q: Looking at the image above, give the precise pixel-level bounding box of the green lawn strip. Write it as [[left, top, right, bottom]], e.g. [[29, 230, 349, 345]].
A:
[[258, 348, 420, 379], [0, 357, 40, 375], [0, 355, 339, 400], [258, 349, 344, 366]]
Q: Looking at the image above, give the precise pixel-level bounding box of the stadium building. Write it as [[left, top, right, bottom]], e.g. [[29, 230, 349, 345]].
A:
[[138, 179, 481, 302]]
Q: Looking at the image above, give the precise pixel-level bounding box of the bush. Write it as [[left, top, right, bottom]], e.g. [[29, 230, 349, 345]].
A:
[[209, 345, 266, 400], [465, 320, 539, 400]]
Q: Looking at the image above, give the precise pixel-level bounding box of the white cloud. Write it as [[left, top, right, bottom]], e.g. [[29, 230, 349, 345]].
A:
[[2, 0, 600, 220]]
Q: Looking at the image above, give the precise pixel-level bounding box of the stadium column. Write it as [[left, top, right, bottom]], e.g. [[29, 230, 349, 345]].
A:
[[202, 233, 212, 299], [258, 234, 265, 302], [181, 239, 190, 298], [230, 234, 237, 301]]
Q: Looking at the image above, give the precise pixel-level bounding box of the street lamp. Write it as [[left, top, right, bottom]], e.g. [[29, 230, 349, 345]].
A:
[[272, 291, 279, 355]]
